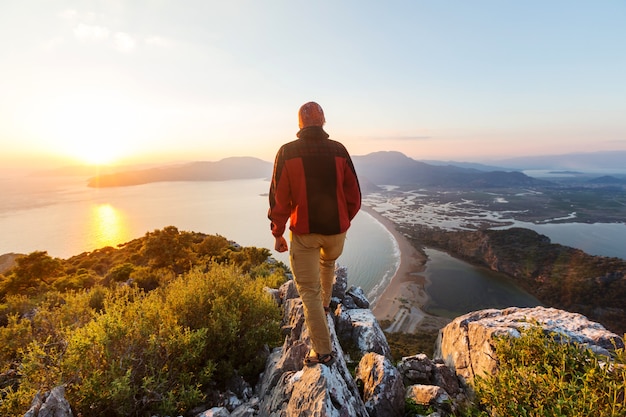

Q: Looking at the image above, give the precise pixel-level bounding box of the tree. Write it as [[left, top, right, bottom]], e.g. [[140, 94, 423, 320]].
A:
[[140, 226, 196, 273], [1, 251, 62, 296]]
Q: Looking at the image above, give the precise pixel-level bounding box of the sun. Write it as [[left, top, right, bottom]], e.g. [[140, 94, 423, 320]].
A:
[[45, 91, 141, 165]]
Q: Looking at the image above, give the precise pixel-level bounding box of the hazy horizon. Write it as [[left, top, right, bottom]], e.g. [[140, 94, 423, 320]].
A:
[[2, 1, 625, 171], [3, 148, 626, 178]]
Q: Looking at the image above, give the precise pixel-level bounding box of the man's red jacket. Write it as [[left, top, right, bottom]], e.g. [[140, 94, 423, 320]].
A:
[[268, 126, 361, 238]]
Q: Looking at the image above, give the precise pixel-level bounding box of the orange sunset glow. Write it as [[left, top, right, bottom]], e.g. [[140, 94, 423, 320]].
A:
[[1, 2, 624, 171], [90, 203, 130, 249]]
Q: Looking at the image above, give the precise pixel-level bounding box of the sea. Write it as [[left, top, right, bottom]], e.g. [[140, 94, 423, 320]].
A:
[[1, 174, 624, 314], [0, 176, 398, 301]]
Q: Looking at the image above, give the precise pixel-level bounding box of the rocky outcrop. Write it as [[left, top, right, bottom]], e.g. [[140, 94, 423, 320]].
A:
[[434, 306, 625, 385], [24, 386, 73, 417], [250, 266, 468, 417], [256, 295, 369, 417], [255, 267, 390, 417], [394, 353, 471, 415], [355, 353, 404, 417]]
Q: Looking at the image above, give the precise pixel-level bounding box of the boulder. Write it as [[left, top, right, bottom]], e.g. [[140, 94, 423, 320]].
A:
[[331, 265, 349, 300], [346, 286, 370, 309], [344, 309, 391, 358], [196, 407, 230, 417], [230, 398, 259, 417], [397, 354, 433, 386], [355, 352, 405, 417], [405, 384, 450, 410], [397, 354, 461, 397], [434, 306, 625, 384], [279, 279, 299, 303], [260, 365, 368, 417], [24, 386, 73, 417], [333, 304, 354, 342]]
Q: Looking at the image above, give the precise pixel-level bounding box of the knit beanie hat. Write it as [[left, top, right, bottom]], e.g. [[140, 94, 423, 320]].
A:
[[298, 102, 325, 129]]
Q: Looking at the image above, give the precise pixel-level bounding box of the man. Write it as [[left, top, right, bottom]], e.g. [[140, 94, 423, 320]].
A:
[[268, 101, 361, 366]]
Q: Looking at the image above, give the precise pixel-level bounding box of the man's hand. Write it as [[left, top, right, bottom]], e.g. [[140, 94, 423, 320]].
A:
[[274, 236, 288, 253]]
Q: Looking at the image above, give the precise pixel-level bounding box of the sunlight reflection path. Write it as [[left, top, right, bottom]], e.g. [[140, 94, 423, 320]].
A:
[[90, 204, 131, 249]]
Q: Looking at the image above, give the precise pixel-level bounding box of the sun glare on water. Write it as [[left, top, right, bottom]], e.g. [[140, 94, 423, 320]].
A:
[[90, 204, 131, 249]]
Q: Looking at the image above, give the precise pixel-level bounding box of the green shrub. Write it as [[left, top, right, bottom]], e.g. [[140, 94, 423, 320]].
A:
[[195, 234, 230, 258], [163, 265, 282, 382], [0, 294, 35, 326], [88, 285, 108, 312], [59, 265, 281, 416], [105, 262, 135, 284], [4, 252, 63, 295], [53, 268, 98, 291], [0, 264, 282, 417], [140, 226, 196, 273], [0, 314, 32, 369], [128, 266, 171, 291], [61, 285, 210, 416], [471, 326, 626, 417]]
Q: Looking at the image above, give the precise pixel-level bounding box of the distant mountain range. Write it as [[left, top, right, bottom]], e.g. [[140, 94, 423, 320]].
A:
[[587, 175, 626, 185], [352, 151, 550, 188], [86, 151, 550, 189], [489, 150, 626, 170], [87, 157, 272, 187]]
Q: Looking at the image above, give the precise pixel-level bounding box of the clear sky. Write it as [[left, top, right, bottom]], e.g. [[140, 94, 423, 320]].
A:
[[2, 1, 625, 170]]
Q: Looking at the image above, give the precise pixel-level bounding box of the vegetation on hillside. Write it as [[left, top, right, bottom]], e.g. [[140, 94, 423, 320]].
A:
[[0, 227, 287, 416], [468, 326, 626, 417], [3, 225, 625, 416]]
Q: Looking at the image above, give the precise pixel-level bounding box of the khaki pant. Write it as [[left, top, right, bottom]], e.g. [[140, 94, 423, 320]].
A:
[[289, 231, 347, 356]]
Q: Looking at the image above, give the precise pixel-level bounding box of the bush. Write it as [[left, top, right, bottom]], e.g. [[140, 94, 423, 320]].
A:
[[104, 263, 135, 284], [471, 326, 626, 417], [0, 264, 282, 417], [163, 265, 283, 382], [53, 268, 98, 291]]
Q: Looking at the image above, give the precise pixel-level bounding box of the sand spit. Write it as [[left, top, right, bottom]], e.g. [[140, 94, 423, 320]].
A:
[[364, 206, 450, 333]]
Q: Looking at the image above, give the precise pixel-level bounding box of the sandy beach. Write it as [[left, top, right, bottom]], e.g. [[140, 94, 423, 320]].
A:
[[364, 206, 450, 333]]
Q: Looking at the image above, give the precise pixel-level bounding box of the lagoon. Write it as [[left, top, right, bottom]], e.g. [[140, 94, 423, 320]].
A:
[[423, 248, 541, 318]]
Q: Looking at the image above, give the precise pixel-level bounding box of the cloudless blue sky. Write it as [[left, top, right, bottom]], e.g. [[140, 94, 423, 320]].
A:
[[1, 1, 625, 168]]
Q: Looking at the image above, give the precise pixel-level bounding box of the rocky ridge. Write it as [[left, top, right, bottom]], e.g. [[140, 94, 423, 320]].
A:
[[24, 266, 624, 417]]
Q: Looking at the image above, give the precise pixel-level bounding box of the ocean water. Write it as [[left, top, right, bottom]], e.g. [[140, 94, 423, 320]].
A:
[[2, 175, 621, 314], [496, 221, 626, 260], [0, 176, 397, 297]]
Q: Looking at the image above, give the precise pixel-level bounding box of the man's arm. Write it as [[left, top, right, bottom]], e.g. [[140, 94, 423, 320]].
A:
[[344, 155, 362, 220], [268, 147, 291, 237]]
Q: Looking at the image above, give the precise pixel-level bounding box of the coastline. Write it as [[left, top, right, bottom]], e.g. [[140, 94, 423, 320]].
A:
[[363, 205, 449, 333]]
